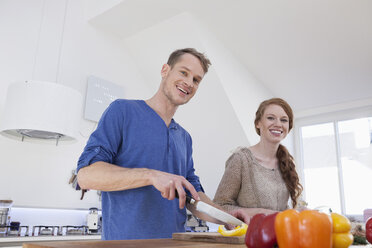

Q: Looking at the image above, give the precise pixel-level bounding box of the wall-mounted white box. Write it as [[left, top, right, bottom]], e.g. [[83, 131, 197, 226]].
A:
[[84, 76, 125, 122]]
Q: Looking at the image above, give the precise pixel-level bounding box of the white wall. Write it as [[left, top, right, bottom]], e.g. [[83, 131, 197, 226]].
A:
[[194, 21, 297, 156], [197, 21, 295, 173], [0, 0, 150, 209], [194, 19, 274, 146]]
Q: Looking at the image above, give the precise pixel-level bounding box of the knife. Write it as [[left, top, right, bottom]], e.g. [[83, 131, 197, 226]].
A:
[[183, 194, 244, 226]]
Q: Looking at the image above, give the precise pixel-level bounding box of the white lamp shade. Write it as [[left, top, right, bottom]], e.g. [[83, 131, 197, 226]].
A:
[[0, 80, 82, 142]]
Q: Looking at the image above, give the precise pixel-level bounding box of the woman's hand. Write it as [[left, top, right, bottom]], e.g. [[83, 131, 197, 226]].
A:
[[229, 207, 278, 225], [229, 208, 252, 224]]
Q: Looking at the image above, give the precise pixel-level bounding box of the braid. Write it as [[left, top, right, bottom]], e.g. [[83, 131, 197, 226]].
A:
[[277, 144, 303, 208]]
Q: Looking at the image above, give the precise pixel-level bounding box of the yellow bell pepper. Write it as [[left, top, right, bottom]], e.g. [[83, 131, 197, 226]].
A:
[[331, 212, 353, 248], [218, 223, 248, 237]]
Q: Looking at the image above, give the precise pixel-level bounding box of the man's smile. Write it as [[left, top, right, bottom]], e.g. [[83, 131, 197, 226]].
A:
[[176, 85, 190, 95]]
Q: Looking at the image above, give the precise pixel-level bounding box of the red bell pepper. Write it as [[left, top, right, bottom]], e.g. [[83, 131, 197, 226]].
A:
[[366, 217, 372, 244], [245, 212, 278, 248]]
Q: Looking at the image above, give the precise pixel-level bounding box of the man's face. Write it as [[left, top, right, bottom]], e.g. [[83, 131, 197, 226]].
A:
[[160, 53, 205, 106]]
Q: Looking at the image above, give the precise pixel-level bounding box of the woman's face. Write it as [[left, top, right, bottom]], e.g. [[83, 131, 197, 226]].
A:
[[256, 104, 290, 143]]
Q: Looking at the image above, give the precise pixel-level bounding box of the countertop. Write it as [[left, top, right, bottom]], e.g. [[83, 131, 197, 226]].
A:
[[0, 235, 101, 247], [22, 239, 245, 248], [21, 239, 372, 248]]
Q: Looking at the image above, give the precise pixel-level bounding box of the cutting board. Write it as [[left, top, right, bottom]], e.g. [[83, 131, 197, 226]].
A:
[[22, 239, 247, 248], [172, 232, 245, 244]]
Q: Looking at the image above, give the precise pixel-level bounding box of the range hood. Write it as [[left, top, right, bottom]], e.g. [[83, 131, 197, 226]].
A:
[[0, 80, 82, 145]]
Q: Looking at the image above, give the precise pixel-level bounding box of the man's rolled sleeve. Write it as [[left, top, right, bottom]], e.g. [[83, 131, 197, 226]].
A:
[[76, 146, 114, 172], [76, 100, 124, 173]]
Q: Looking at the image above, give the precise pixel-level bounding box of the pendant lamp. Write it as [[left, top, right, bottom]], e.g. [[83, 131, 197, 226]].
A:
[[0, 80, 81, 145], [0, 0, 81, 145]]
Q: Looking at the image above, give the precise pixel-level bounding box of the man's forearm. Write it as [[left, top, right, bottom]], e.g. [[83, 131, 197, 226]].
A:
[[77, 161, 201, 208], [77, 161, 154, 191]]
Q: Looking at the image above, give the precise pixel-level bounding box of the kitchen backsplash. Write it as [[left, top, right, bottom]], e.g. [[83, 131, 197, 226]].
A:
[[8, 207, 97, 227]]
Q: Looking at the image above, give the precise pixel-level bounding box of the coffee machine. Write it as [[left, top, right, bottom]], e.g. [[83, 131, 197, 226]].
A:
[[86, 207, 100, 234], [0, 200, 13, 236]]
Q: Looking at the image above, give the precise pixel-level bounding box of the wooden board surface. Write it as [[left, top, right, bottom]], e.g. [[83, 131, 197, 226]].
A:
[[21, 238, 372, 248], [22, 238, 246, 248], [172, 232, 245, 244]]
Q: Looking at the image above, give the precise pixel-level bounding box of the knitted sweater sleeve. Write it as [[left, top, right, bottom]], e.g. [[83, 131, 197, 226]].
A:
[[213, 151, 244, 212]]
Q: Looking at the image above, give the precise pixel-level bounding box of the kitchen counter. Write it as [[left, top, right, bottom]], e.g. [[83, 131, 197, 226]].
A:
[[0, 235, 101, 247], [22, 239, 246, 247], [21, 239, 372, 248]]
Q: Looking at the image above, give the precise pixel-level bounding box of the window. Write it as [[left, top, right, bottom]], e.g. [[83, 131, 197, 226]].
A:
[[299, 117, 372, 216]]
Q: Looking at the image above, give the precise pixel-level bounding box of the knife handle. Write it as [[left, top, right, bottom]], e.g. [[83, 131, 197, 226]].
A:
[[186, 195, 194, 204], [175, 192, 194, 204]]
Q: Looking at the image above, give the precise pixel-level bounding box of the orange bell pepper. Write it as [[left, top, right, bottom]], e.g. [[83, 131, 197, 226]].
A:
[[275, 209, 333, 248]]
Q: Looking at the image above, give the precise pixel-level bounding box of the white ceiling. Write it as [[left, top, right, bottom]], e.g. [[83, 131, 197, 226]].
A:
[[89, 0, 372, 113]]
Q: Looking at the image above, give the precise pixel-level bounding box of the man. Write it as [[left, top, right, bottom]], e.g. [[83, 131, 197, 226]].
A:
[[77, 48, 221, 240]]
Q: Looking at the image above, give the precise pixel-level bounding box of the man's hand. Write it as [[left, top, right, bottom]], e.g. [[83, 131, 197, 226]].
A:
[[150, 170, 200, 209]]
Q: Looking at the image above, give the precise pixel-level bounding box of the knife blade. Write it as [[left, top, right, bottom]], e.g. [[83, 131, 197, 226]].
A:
[[185, 195, 244, 226]]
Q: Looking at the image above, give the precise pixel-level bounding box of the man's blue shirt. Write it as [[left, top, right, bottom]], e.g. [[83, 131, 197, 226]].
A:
[[77, 99, 203, 240]]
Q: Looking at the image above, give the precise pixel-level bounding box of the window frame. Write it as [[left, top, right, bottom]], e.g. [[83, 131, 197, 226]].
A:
[[294, 105, 372, 218]]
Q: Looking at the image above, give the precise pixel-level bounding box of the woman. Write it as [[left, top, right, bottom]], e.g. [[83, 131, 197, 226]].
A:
[[214, 98, 303, 222]]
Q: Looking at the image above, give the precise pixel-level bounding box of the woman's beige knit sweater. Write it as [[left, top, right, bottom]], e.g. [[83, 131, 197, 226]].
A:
[[213, 147, 289, 212]]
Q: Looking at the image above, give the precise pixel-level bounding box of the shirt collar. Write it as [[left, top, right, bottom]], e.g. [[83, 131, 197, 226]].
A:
[[169, 119, 178, 130]]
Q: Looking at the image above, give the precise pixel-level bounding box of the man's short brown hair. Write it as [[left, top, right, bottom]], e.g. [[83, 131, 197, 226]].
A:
[[167, 48, 211, 74]]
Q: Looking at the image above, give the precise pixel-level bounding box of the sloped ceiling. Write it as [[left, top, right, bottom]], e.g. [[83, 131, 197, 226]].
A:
[[87, 0, 372, 114]]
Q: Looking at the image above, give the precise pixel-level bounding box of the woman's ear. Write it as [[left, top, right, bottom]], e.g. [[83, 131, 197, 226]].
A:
[[256, 121, 261, 130], [255, 121, 262, 135]]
